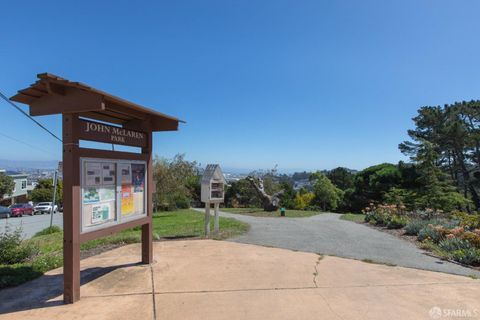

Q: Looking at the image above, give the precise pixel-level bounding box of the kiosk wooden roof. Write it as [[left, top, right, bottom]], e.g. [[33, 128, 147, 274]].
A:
[[10, 73, 184, 132]]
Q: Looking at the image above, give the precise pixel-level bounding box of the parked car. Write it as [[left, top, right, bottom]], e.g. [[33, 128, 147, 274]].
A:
[[0, 206, 11, 219], [10, 203, 34, 217], [34, 202, 58, 214]]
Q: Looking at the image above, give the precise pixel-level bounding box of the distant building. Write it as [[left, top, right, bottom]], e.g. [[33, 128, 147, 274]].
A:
[[293, 178, 313, 191], [1, 170, 29, 205]]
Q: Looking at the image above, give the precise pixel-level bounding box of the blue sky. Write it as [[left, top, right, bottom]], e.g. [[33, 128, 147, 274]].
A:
[[1, 1, 480, 172]]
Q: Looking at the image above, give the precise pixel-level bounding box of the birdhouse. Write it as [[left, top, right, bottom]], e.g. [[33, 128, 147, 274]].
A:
[[201, 164, 226, 203]]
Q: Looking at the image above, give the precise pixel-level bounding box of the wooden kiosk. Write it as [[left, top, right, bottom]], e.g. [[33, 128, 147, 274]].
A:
[[11, 73, 183, 303]]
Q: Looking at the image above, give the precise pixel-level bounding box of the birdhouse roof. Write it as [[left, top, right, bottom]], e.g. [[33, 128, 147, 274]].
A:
[[201, 164, 226, 185]]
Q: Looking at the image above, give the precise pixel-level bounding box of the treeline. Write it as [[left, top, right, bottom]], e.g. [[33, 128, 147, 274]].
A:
[[60, 100, 477, 214], [2, 100, 477, 214], [173, 101, 479, 214]]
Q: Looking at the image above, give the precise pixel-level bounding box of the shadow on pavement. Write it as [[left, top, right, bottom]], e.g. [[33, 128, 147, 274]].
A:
[[0, 262, 140, 315]]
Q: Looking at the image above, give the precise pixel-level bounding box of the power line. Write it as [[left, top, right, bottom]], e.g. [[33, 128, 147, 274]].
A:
[[0, 131, 55, 157], [0, 90, 62, 143]]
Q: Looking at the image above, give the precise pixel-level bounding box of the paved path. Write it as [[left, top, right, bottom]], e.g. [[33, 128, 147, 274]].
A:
[[1, 241, 479, 320], [0, 213, 63, 239], [198, 209, 480, 277]]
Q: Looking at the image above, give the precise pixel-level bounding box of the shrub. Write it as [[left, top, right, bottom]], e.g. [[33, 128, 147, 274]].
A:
[[387, 215, 408, 229], [405, 220, 428, 235], [452, 211, 480, 229], [0, 265, 43, 289], [439, 219, 461, 229], [0, 227, 37, 265], [31, 253, 63, 273], [451, 248, 480, 266], [418, 225, 447, 243], [460, 231, 480, 248], [408, 208, 447, 221], [364, 205, 395, 226], [438, 237, 472, 252], [33, 226, 62, 237], [294, 192, 315, 210]]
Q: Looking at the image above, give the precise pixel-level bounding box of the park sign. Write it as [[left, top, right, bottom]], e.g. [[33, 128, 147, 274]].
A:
[[10, 73, 184, 304], [79, 119, 147, 147]]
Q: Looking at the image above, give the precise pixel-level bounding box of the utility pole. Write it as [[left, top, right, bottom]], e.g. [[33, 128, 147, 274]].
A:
[[50, 170, 58, 228]]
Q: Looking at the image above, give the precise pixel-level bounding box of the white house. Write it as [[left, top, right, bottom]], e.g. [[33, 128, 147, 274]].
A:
[[1, 170, 28, 205]]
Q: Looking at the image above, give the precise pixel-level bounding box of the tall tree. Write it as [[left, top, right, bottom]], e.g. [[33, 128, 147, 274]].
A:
[[310, 172, 344, 211], [326, 167, 354, 190], [224, 178, 262, 208], [400, 101, 480, 210], [0, 173, 14, 199], [152, 154, 200, 210], [414, 141, 470, 211]]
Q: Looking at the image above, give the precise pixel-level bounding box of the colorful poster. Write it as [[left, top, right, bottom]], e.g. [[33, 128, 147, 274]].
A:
[[91, 203, 110, 224], [83, 187, 100, 203], [85, 162, 102, 186], [83, 200, 115, 227], [102, 163, 116, 185], [99, 187, 115, 202], [133, 192, 144, 214], [121, 184, 134, 215], [131, 164, 145, 192]]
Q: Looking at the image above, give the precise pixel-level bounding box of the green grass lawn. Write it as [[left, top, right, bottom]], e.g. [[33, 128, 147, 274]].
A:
[[340, 213, 366, 223], [0, 209, 248, 289], [221, 207, 321, 217]]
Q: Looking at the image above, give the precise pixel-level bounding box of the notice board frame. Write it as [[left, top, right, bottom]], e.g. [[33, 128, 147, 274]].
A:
[[79, 158, 148, 234]]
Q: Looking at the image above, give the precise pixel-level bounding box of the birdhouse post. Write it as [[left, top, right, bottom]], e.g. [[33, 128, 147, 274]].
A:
[[201, 164, 226, 235]]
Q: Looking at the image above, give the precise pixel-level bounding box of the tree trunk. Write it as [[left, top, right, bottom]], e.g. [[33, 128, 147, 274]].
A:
[[247, 176, 283, 211], [456, 151, 480, 210]]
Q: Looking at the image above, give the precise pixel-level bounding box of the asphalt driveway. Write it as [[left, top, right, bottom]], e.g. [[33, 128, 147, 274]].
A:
[[199, 209, 480, 277]]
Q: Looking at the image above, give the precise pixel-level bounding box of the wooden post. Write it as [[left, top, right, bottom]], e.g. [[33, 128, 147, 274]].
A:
[[141, 132, 153, 264], [214, 203, 219, 235], [63, 114, 81, 304], [205, 202, 211, 236]]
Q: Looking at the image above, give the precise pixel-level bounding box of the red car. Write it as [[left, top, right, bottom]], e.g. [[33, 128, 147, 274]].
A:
[[10, 203, 34, 217]]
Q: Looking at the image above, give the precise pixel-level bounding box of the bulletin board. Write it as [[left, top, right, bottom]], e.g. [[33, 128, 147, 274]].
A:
[[81, 158, 147, 233]]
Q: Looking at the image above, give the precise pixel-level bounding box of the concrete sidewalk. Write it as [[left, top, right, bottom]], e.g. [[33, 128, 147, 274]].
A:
[[1, 240, 479, 320], [195, 208, 480, 277]]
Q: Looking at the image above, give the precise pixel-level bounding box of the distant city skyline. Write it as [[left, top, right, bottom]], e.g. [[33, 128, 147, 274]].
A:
[[2, 1, 480, 171]]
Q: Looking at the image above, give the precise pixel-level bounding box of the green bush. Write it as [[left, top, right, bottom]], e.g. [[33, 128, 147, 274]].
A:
[[33, 226, 62, 237], [451, 248, 480, 265], [437, 219, 461, 229], [31, 253, 63, 273], [418, 225, 445, 243], [405, 220, 428, 235], [460, 231, 480, 248], [452, 211, 480, 229], [0, 265, 43, 289], [387, 215, 408, 229], [438, 238, 472, 252], [0, 227, 37, 265]]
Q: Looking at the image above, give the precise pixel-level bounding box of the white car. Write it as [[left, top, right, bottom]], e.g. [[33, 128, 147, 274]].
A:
[[34, 202, 58, 214]]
